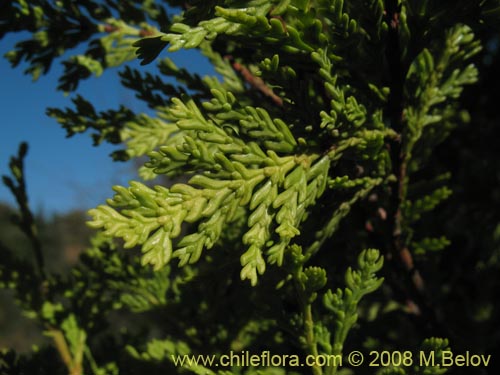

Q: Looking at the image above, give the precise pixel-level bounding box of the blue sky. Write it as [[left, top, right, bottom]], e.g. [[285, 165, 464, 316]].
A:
[[0, 32, 212, 215]]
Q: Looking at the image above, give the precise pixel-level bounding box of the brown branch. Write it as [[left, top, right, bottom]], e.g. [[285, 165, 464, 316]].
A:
[[383, 2, 450, 337], [384, 0, 432, 323], [102, 24, 155, 37], [385, 0, 414, 283], [227, 57, 283, 106], [102, 24, 119, 33], [385, 0, 415, 281], [139, 29, 155, 37]]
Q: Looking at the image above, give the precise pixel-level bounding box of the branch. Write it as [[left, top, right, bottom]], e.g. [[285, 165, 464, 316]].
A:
[[226, 56, 284, 106], [384, 2, 448, 337], [46, 328, 82, 375]]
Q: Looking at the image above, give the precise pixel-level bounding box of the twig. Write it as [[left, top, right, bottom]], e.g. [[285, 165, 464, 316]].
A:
[[102, 23, 155, 37], [384, 2, 448, 336], [226, 56, 284, 106], [47, 328, 82, 375]]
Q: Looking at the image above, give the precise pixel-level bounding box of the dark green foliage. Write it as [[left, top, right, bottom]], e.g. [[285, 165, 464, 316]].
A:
[[2, 1, 500, 374]]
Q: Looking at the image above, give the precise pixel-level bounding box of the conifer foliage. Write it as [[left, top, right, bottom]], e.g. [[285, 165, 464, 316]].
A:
[[1, 1, 499, 374]]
